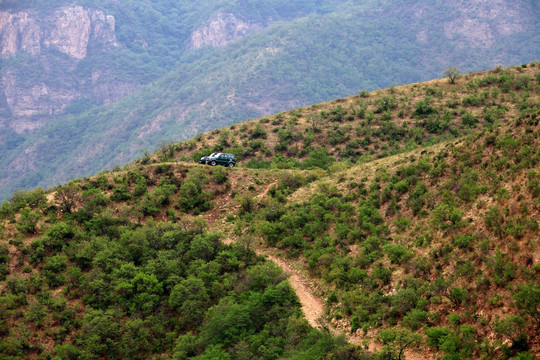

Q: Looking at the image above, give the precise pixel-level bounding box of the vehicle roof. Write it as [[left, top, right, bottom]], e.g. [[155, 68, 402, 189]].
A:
[[209, 152, 235, 157]]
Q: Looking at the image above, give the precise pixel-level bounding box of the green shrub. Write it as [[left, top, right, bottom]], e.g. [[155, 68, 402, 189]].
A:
[[43, 222, 76, 251], [27, 300, 48, 327], [393, 180, 410, 195], [43, 255, 67, 286], [79, 309, 122, 358], [423, 114, 449, 133], [402, 309, 429, 330], [0, 245, 8, 265], [111, 185, 131, 201], [141, 196, 161, 216], [448, 286, 469, 306], [178, 181, 211, 213], [383, 243, 412, 265], [359, 89, 370, 97], [438, 325, 476, 359], [503, 217, 527, 239], [43, 255, 67, 273], [0, 200, 15, 219], [55, 343, 83, 359], [514, 74, 531, 90], [377, 328, 422, 359], [9, 188, 47, 210], [371, 263, 392, 286], [448, 313, 461, 326], [452, 234, 474, 249], [250, 124, 268, 139], [462, 93, 487, 107], [328, 105, 347, 121], [238, 195, 255, 215], [413, 97, 437, 117], [513, 282, 540, 324], [374, 95, 397, 113], [426, 327, 450, 348], [211, 167, 228, 185], [7, 275, 30, 295], [15, 207, 40, 234], [461, 111, 478, 127], [301, 148, 336, 170], [431, 203, 463, 230]]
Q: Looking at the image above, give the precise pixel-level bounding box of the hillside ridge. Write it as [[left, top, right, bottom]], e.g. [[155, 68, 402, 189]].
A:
[[0, 63, 539, 359], [1, 0, 539, 200]]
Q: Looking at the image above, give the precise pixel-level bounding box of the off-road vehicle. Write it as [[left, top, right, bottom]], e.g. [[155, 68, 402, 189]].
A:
[[200, 153, 236, 167]]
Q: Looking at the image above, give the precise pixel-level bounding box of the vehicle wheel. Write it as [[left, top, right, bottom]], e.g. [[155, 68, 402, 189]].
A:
[[228, 162, 234, 168], [210, 161, 217, 166]]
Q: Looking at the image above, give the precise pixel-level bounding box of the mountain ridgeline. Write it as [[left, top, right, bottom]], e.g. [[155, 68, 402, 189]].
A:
[[0, 64, 539, 359], [1, 0, 539, 199]]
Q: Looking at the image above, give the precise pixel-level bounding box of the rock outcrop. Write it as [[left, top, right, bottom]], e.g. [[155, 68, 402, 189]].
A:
[[0, 5, 117, 59], [188, 13, 260, 49], [0, 4, 123, 135], [0, 11, 41, 57]]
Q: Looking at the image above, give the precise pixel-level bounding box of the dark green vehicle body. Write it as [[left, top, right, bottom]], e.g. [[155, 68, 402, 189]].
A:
[[203, 153, 236, 167]]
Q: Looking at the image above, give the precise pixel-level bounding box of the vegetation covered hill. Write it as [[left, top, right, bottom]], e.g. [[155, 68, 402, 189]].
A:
[[0, 63, 539, 359], [1, 0, 539, 199]]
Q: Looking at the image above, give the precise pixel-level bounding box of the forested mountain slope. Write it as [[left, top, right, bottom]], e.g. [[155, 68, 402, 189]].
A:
[[1, 0, 539, 199], [0, 63, 539, 359]]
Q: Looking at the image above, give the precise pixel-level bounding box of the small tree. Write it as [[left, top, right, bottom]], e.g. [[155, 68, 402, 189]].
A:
[[16, 207, 40, 234], [55, 184, 80, 214], [513, 282, 540, 325], [493, 315, 527, 346], [377, 328, 422, 360], [444, 67, 462, 84], [158, 140, 176, 161]]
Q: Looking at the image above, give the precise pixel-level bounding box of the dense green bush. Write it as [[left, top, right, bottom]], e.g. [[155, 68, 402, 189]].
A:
[[413, 97, 437, 117], [16, 207, 40, 234]]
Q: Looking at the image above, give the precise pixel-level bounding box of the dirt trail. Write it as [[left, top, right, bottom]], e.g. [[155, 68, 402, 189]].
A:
[[262, 252, 325, 328], [259, 251, 432, 359], [256, 181, 277, 200]]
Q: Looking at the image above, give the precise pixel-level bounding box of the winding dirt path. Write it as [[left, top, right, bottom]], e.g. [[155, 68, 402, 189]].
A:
[[262, 253, 325, 328], [260, 251, 431, 359]]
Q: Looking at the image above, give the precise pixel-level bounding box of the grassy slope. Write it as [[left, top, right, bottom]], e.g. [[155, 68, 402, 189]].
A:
[[161, 64, 540, 358], [0, 64, 539, 359]]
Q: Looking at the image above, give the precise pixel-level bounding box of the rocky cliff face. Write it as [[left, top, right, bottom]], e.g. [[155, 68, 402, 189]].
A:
[[0, 5, 120, 134], [442, 0, 528, 48], [43, 5, 117, 59], [0, 5, 117, 59], [188, 13, 261, 49], [0, 6, 264, 136], [411, 0, 533, 49], [0, 11, 41, 57]]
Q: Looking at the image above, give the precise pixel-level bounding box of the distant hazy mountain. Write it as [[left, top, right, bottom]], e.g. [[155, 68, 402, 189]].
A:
[[1, 0, 539, 199]]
